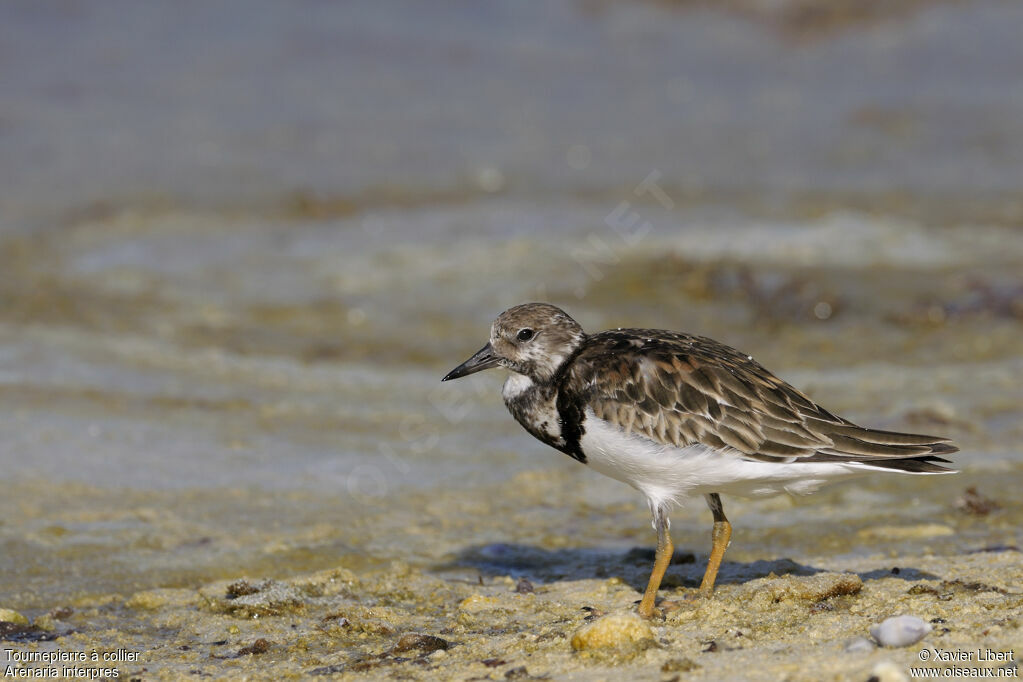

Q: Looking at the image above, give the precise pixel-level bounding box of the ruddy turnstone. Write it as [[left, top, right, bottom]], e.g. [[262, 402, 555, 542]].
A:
[[442, 303, 957, 618]]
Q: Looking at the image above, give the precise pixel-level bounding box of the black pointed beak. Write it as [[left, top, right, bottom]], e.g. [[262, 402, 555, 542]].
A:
[[442, 342, 501, 381]]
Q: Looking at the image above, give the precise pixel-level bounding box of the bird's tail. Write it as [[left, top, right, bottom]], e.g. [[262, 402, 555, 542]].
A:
[[804, 424, 958, 474]]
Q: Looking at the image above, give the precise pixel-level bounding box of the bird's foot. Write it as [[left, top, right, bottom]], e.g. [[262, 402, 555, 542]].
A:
[[636, 599, 666, 620]]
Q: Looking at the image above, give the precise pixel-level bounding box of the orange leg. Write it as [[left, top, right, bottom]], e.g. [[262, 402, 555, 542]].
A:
[[637, 507, 672, 618], [698, 493, 731, 596]]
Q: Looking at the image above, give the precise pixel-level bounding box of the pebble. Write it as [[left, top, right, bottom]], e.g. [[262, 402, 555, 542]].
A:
[[0, 609, 29, 626], [237, 638, 272, 656], [871, 661, 910, 682], [570, 612, 655, 651], [32, 615, 57, 632], [844, 636, 876, 653], [458, 594, 502, 613], [870, 615, 932, 647], [391, 633, 450, 655]]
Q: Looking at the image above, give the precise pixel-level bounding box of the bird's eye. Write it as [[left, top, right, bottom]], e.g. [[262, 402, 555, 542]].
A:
[[516, 328, 535, 342]]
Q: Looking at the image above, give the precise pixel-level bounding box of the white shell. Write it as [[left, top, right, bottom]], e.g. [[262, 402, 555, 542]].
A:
[[870, 615, 933, 647], [844, 636, 876, 653]]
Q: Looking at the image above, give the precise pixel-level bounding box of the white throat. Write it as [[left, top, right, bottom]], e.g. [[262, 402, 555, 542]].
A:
[[502, 373, 535, 400]]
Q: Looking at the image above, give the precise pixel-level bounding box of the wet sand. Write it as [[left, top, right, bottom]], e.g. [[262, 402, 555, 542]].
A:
[[1, 204, 1021, 679], [2, 467, 1020, 680], [2, 203, 1020, 679]]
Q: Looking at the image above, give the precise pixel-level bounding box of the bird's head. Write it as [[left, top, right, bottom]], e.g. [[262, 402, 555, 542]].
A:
[[442, 302, 586, 384]]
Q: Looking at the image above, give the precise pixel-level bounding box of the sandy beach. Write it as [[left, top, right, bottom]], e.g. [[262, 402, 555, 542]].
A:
[[2, 467, 1020, 680]]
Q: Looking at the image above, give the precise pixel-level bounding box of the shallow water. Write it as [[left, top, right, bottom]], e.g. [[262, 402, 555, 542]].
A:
[[0, 1, 1021, 677]]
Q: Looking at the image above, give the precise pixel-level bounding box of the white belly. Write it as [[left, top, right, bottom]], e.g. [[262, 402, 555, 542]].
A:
[[578, 408, 867, 510]]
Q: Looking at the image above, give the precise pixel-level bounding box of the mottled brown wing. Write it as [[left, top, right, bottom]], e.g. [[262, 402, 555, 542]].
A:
[[565, 330, 957, 469]]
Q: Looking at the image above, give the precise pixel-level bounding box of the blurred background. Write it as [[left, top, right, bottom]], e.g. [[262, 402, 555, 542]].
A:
[[1, 1, 1021, 609]]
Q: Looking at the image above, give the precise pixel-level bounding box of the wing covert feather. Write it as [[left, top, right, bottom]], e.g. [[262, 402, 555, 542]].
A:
[[561, 329, 957, 465]]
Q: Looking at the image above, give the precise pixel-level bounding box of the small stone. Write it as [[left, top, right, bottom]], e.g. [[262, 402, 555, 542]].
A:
[[870, 660, 910, 682], [391, 633, 450, 655], [459, 594, 502, 613], [0, 609, 29, 626], [237, 638, 272, 656], [845, 636, 876, 653], [870, 615, 932, 647], [49, 607, 73, 620], [32, 615, 57, 632], [225, 580, 261, 598], [515, 578, 535, 594], [570, 612, 655, 651]]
